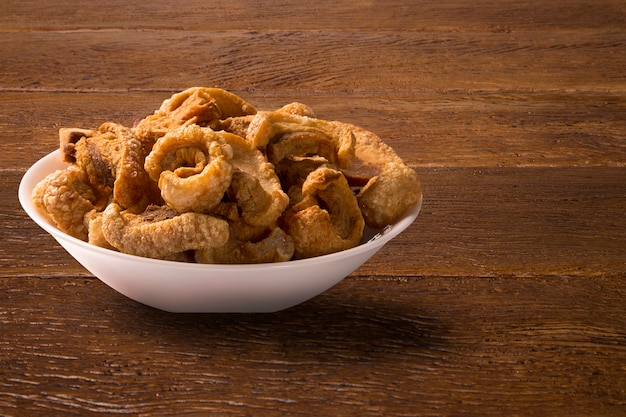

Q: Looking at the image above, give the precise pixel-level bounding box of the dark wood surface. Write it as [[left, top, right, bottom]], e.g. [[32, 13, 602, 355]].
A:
[[1, 1, 625, 415]]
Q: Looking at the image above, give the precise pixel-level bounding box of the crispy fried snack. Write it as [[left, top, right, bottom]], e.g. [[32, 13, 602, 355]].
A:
[[133, 87, 257, 144], [192, 132, 292, 264], [144, 125, 234, 213], [211, 102, 314, 138], [283, 167, 364, 259], [211, 115, 255, 138], [84, 209, 116, 250], [246, 111, 356, 169], [101, 203, 229, 259], [73, 122, 161, 212], [275, 156, 330, 193], [59, 127, 96, 163], [266, 130, 340, 167], [32, 165, 98, 240], [356, 162, 421, 229], [275, 102, 316, 118], [196, 226, 294, 264], [339, 123, 406, 185], [33, 87, 421, 264], [219, 131, 289, 227], [336, 123, 421, 228]]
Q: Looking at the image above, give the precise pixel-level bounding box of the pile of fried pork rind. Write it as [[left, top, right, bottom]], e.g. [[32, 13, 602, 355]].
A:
[[32, 88, 420, 263]]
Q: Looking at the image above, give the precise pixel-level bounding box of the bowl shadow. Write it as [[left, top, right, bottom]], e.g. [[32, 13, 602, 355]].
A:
[[108, 285, 444, 364]]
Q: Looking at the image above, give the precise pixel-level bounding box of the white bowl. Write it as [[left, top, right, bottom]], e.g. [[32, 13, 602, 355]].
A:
[[19, 150, 422, 313]]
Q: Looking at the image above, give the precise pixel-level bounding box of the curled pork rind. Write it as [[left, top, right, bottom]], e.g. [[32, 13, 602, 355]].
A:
[[357, 162, 421, 229], [101, 203, 229, 260], [32, 87, 420, 264], [283, 167, 365, 259], [145, 124, 234, 213], [218, 131, 289, 227], [32, 165, 97, 240], [32, 123, 162, 241], [73, 122, 162, 212], [196, 227, 294, 264], [133, 87, 257, 144], [194, 131, 292, 264], [249, 112, 420, 230], [246, 111, 356, 169]]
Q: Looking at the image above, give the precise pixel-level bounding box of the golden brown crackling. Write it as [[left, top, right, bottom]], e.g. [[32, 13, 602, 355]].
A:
[[73, 122, 161, 212], [85, 209, 116, 250], [194, 131, 292, 264], [266, 131, 338, 166], [101, 203, 229, 260], [31, 165, 97, 240], [133, 87, 257, 143], [195, 226, 294, 264], [283, 167, 364, 259], [144, 125, 234, 213], [338, 123, 405, 186], [218, 131, 289, 227], [59, 127, 96, 163], [246, 111, 356, 169], [357, 162, 421, 229], [210, 115, 255, 138], [214, 102, 314, 140], [275, 102, 316, 118], [331, 122, 421, 228], [275, 156, 330, 192]]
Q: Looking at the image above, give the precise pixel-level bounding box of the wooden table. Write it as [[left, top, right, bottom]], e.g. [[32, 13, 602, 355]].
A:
[[2, 1, 625, 415]]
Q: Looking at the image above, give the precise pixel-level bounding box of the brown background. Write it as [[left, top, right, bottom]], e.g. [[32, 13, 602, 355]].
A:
[[1, 1, 625, 416]]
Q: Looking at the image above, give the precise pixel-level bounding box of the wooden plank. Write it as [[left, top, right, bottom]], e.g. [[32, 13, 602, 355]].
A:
[[1, 274, 625, 416], [5, 167, 626, 278], [398, 166, 626, 278], [2, 1, 626, 416], [1, 0, 625, 31], [1, 92, 625, 170], [0, 28, 624, 94]]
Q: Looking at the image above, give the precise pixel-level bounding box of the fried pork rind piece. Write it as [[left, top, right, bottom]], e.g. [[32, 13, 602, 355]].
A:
[[283, 167, 364, 259], [195, 226, 294, 264], [59, 127, 96, 163], [32, 165, 97, 240], [357, 162, 421, 229], [144, 125, 234, 213], [212, 114, 255, 138], [339, 123, 406, 185], [246, 111, 356, 169], [218, 131, 289, 227], [194, 132, 292, 264], [275, 156, 330, 193], [212, 101, 315, 138], [133, 87, 257, 144], [101, 203, 229, 260], [85, 209, 116, 250], [275, 102, 316, 118], [73, 122, 161, 212], [336, 123, 421, 228]]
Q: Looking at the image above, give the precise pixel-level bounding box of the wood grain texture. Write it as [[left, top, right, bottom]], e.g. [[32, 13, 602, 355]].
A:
[[1, 0, 625, 31], [1, 29, 624, 94], [1, 0, 625, 415], [1, 275, 625, 417]]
